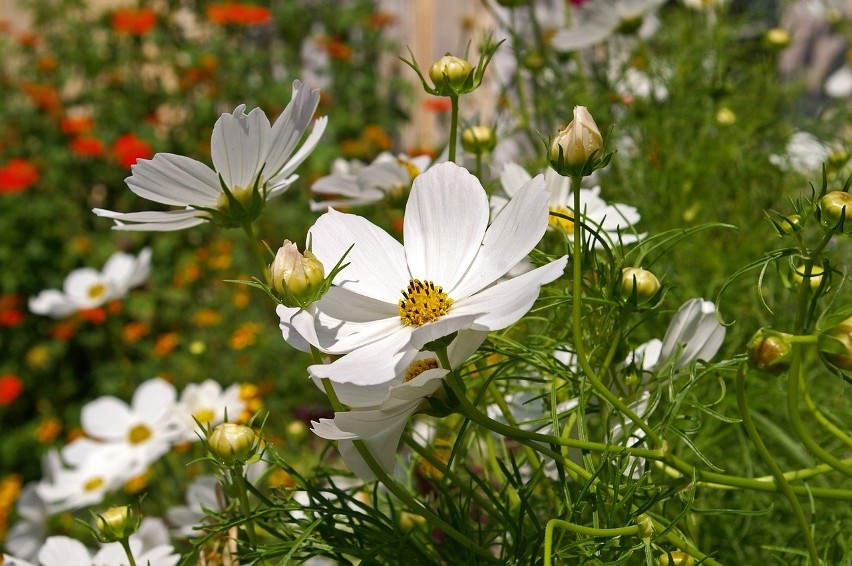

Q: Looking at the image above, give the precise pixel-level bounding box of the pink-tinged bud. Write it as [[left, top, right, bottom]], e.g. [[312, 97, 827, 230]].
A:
[[550, 106, 603, 175], [270, 240, 325, 301], [209, 422, 258, 465]]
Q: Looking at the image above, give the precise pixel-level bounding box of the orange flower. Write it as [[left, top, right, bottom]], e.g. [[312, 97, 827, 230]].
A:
[[154, 332, 180, 357], [207, 3, 272, 26], [35, 418, 62, 443], [423, 97, 452, 113], [70, 136, 106, 157], [20, 82, 60, 114], [17, 32, 39, 47], [193, 309, 221, 327], [112, 133, 153, 168], [0, 309, 24, 327], [60, 115, 95, 136], [0, 158, 39, 194], [319, 36, 352, 61], [0, 375, 23, 405], [37, 55, 58, 73], [78, 307, 107, 325], [50, 321, 78, 341], [229, 322, 262, 350], [122, 321, 149, 343], [112, 8, 157, 35], [368, 11, 397, 29]]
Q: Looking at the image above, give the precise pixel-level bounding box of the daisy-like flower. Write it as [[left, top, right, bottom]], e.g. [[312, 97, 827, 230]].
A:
[[278, 162, 567, 386], [495, 163, 644, 248], [311, 332, 486, 480], [551, 0, 665, 52], [174, 379, 245, 441], [627, 298, 726, 373], [66, 378, 181, 477], [93, 80, 327, 231], [28, 248, 151, 319], [4, 483, 48, 562], [36, 447, 135, 513], [768, 131, 832, 173], [309, 152, 434, 211], [36, 529, 179, 566]]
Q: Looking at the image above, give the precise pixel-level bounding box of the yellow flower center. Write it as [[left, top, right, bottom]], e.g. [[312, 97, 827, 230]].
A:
[[548, 206, 575, 232], [88, 283, 107, 299], [398, 158, 421, 182], [404, 358, 440, 382], [83, 476, 105, 492], [193, 408, 215, 425], [398, 279, 453, 327], [216, 184, 255, 212], [127, 423, 152, 445]]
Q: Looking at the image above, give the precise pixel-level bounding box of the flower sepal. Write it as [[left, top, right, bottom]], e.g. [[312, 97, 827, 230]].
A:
[[193, 171, 268, 229]]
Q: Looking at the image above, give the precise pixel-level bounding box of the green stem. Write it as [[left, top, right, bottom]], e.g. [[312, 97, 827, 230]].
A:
[[736, 364, 820, 564], [448, 95, 459, 163], [804, 387, 852, 447], [544, 519, 640, 566], [568, 174, 662, 447], [319, 378, 496, 561], [242, 221, 271, 285], [118, 539, 138, 566], [234, 463, 258, 547]]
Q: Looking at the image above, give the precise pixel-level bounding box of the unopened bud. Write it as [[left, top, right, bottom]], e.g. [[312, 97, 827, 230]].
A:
[[620, 267, 660, 302], [764, 27, 791, 50], [270, 240, 325, 301], [748, 329, 793, 374], [428, 54, 473, 93], [636, 514, 654, 545], [209, 423, 258, 466], [550, 106, 604, 176], [658, 551, 695, 566], [823, 315, 852, 371], [776, 214, 802, 236], [792, 263, 825, 292], [461, 126, 497, 155], [715, 107, 736, 125], [96, 505, 137, 542], [818, 191, 852, 233]]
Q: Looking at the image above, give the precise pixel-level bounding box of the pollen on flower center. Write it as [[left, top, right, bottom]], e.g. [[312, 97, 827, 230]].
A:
[[548, 206, 575, 232], [404, 358, 440, 382], [88, 283, 107, 299], [127, 423, 152, 445], [398, 279, 453, 327], [83, 476, 105, 492]]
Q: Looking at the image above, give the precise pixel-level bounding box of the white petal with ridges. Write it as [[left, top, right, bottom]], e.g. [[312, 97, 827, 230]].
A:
[[126, 154, 219, 207], [211, 105, 270, 190], [309, 329, 416, 386]]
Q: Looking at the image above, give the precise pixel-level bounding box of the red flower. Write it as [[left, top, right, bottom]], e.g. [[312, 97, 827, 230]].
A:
[[0, 309, 24, 326], [112, 133, 153, 168], [207, 3, 272, 26], [112, 8, 157, 35], [0, 374, 23, 405], [0, 159, 39, 194], [60, 115, 95, 136], [423, 97, 452, 113], [20, 82, 61, 114], [70, 136, 106, 157]]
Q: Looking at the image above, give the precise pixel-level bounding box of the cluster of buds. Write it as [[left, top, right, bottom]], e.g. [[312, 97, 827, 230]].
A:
[[402, 37, 504, 98], [549, 106, 612, 178]]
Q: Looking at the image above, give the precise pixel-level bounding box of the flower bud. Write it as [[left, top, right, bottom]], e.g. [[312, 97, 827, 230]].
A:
[[764, 27, 791, 50], [270, 240, 325, 302], [620, 267, 660, 302], [636, 514, 654, 545], [96, 505, 138, 542], [747, 329, 792, 374], [792, 263, 825, 292], [550, 106, 604, 176], [776, 214, 802, 236], [823, 315, 852, 371], [209, 422, 258, 466], [658, 551, 695, 566], [461, 126, 497, 155], [715, 107, 736, 125], [818, 191, 852, 233], [428, 54, 473, 93]]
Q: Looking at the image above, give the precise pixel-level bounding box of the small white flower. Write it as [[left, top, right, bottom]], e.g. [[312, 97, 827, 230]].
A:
[[309, 152, 433, 211], [494, 163, 644, 248], [28, 248, 151, 318], [825, 63, 852, 98], [37, 530, 179, 566], [68, 378, 181, 476], [769, 131, 832, 173], [174, 380, 245, 442], [4, 483, 47, 562], [36, 447, 135, 513], [552, 0, 665, 52], [278, 162, 567, 387], [93, 80, 327, 231]]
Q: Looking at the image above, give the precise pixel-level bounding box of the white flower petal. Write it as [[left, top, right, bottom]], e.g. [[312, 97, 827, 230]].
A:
[[310, 208, 408, 301], [403, 163, 489, 290], [309, 330, 416, 386], [659, 299, 725, 368], [211, 105, 270, 190], [271, 115, 329, 182], [81, 397, 134, 441], [408, 313, 483, 351], [277, 304, 319, 353], [126, 153, 220, 207], [132, 378, 177, 424], [93, 208, 208, 232], [28, 290, 76, 318], [265, 80, 321, 176], [38, 536, 93, 566], [499, 162, 533, 198]]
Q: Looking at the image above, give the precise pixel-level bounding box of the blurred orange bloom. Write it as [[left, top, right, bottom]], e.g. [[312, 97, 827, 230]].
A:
[[368, 11, 397, 28], [423, 97, 452, 113], [122, 321, 149, 343], [112, 8, 157, 35], [50, 321, 77, 341], [37, 55, 58, 73], [0, 375, 23, 405], [35, 418, 62, 443], [60, 115, 95, 136], [20, 82, 60, 114], [78, 307, 107, 325], [207, 3, 272, 26], [154, 332, 180, 357], [0, 159, 39, 194], [229, 322, 262, 350], [112, 133, 153, 168], [70, 136, 106, 157]]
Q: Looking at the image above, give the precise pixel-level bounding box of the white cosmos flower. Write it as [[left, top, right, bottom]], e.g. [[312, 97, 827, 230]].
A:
[[311, 332, 486, 480], [495, 163, 644, 248], [28, 248, 151, 318], [4, 483, 47, 562], [37, 530, 179, 566], [1, 555, 36, 566], [67, 377, 181, 477], [278, 162, 567, 386], [768, 131, 832, 173], [627, 298, 726, 373], [174, 380, 245, 442], [552, 0, 665, 52], [35, 447, 134, 513], [93, 80, 327, 231], [309, 152, 434, 211]]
